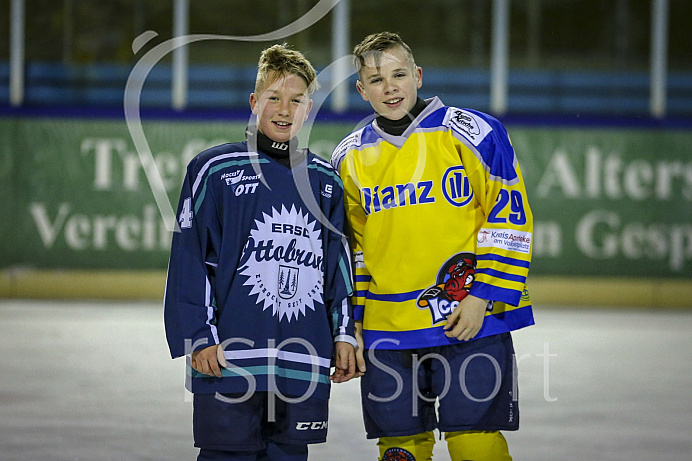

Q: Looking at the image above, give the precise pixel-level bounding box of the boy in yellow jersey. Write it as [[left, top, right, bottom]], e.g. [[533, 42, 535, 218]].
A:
[[331, 32, 534, 461]]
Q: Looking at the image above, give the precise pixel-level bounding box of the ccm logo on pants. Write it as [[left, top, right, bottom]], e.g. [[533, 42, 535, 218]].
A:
[[295, 421, 328, 430]]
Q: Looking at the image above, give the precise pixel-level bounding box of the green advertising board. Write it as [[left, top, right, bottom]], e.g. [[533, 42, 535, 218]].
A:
[[510, 128, 692, 278], [1, 116, 691, 279]]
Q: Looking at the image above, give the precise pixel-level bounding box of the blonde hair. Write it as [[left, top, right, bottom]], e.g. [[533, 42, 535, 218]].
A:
[[254, 43, 318, 95], [353, 32, 416, 77]]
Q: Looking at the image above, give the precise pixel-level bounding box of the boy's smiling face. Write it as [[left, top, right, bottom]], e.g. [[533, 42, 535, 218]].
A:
[[356, 45, 423, 121], [250, 71, 313, 143]]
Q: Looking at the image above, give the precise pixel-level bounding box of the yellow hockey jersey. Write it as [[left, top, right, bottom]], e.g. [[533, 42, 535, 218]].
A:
[[331, 97, 534, 349]]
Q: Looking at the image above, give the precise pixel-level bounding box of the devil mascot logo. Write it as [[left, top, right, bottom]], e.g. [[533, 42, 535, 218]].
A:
[[417, 253, 480, 324]]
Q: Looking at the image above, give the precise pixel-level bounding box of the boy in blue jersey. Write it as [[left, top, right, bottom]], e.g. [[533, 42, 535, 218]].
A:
[[331, 32, 535, 461], [164, 44, 357, 461]]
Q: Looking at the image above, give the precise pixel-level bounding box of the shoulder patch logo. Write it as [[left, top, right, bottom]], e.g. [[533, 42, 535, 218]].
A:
[[447, 108, 492, 147], [453, 110, 481, 137]]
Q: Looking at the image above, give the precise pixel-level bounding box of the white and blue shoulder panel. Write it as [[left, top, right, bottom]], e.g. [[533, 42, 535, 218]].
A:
[[444, 106, 520, 185]]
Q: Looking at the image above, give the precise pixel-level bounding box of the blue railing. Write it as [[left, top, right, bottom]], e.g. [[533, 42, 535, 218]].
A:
[[1, 61, 691, 117]]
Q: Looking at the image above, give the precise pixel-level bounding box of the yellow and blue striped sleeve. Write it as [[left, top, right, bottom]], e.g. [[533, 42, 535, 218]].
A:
[[336, 151, 370, 321], [457, 114, 533, 306]]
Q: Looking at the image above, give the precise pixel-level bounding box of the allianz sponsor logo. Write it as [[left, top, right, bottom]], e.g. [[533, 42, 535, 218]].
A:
[[361, 180, 435, 215], [477, 228, 532, 254]]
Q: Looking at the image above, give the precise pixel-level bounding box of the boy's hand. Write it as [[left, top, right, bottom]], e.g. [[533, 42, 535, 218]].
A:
[[354, 321, 366, 377], [443, 295, 488, 342], [190, 344, 223, 378], [330, 342, 356, 383]]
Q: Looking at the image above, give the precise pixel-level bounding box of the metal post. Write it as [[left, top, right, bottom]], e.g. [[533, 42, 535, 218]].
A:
[[330, 0, 350, 113], [526, 0, 541, 65], [490, 0, 509, 115], [650, 0, 669, 119], [10, 0, 25, 107], [172, 0, 189, 110], [63, 0, 74, 64]]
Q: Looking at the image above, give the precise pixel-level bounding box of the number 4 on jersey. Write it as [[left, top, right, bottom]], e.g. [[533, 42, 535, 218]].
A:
[[178, 197, 193, 229]]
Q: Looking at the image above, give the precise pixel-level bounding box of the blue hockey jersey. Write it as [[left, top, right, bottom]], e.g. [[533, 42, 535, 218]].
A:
[[164, 141, 355, 399]]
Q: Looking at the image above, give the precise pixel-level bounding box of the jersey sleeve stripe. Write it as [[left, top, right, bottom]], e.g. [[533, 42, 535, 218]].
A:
[[476, 253, 531, 268], [366, 290, 422, 302], [193, 158, 270, 212], [190, 365, 331, 384], [308, 163, 344, 188], [338, 298, 351, 335], [311, 156, 331, 168], [470, 281, 523, 306], [451, 130, 520, 186], [221, 348, 332, 368], [338, 255, 353, 294], [205, 277, 220, 345], [475, 268, 527, 284], [191, 152, 260, 195]]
